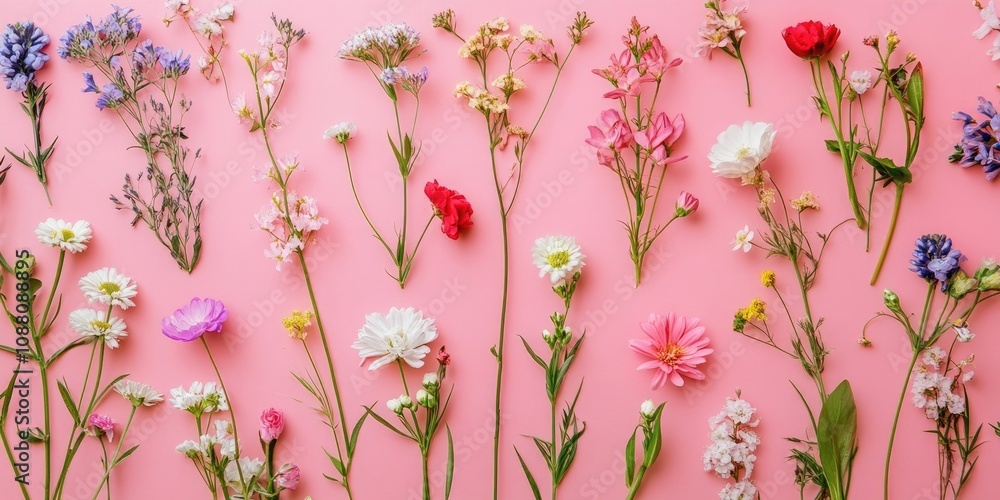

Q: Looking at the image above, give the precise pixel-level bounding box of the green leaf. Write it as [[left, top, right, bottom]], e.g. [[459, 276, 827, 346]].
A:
[[57, 379, 80, 425], [531, 436, 552, 464], [858, 151, 911, 187], [624, 430, 637, 488], [113, 445, 140, 466], [514, 447, 543, 500], [643, 403, 666, 468], [906, 63, 924, 124], [445, 426, 455, 500], [817, 380, 858, 500], [327, 450, 347, 476], [363, 405, 415, 441], [519, 336, 548, 371], [348, 412, 369, 457]]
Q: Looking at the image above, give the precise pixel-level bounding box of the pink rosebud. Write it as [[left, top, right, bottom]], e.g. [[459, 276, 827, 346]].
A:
[[86, 413, 116, 442], [275, 463, 300, 490], [675, 192, 699, 217], [259, 407, 284, 442], [437, 346, 451, 366]]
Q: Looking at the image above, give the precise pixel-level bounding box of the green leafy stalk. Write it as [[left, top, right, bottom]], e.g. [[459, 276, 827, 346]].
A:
[[624, 402, 665, 500], [6, 82, 57, 205]]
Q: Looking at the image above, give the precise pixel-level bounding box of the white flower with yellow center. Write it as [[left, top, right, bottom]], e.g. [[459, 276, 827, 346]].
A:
[[532, 235, 585, 287], [78, 268, 137, 309], [35, 219, 92, 253], [708, 122, 776, 180], [731, 225, 755, 253], [352, 307, 438, 370], [68, 309, 127, 348], [114, 380, 163, 407]]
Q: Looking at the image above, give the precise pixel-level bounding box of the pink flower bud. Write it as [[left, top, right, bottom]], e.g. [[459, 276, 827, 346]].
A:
[[275, 463, 300, 490], [259, 407, 284, 442], [675, 191, 699, 217], [437, 346, 451, 366]]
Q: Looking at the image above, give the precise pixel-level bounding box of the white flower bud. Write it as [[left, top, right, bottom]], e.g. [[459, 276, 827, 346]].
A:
[[387, 398, 403, 414], [640, 400, 656, 420]]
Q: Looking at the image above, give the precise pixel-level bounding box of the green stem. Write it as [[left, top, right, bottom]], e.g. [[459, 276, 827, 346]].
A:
[[625, 466, 647, 500], [295, 251, 353, 498], [870, 185, 903, 285], [490, 145, 510, 500], [550, 396, 557, 500], [342, 147, 394, 259], [883, 352, 920, 500], [90, 405, 137, 500], [736, 48, 751, 107], [200, 337, 246, 488], [422, 450, 431, 500]]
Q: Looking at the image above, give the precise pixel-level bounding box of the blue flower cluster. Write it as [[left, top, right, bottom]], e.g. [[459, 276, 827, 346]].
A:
[[910, 234, 966, 290], [0, 21, 50, 92], [58, 6, 141, 60], [380, 65, 429, 94], [951, 97, 1000, 180]]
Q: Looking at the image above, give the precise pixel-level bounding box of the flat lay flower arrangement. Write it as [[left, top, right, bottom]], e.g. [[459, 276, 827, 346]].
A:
[[1, 1, 1000, 499]]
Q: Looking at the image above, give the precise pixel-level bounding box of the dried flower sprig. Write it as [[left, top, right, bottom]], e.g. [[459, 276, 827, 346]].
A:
[[163, 0, 236, 90], [695, 1, 752, 106], [1, 21, 57, 204], [59, 6, 204, 272], [433, 11, 592, 498]]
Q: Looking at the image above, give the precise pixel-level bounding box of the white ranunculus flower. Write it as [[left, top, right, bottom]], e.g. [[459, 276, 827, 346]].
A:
[[532, 235, 585, 287], [68, 309, 127, 348], [849, 70, 873, 95], [352, 307, 438, 370], [78, 268, 137, 309], [35, 218, 92, 253], [708, 121, 776, 180]]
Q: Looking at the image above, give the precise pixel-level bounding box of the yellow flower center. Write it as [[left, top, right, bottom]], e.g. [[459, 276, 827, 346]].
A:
[[98, 282, 121, 295], [736, 147, 752, 159], [59, 229, 76, 241], [547, 251, 570, 269], [656, 343, 684, 367], [91, 320, 111, 331]]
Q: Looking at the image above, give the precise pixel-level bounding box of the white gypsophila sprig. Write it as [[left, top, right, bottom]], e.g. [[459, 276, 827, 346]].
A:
[[78, 267, 138, 309], [704, 393, 759, 495]]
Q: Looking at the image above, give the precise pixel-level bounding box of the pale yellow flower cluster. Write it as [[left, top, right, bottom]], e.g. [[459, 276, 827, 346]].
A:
[[791, 191, 820, 212], [519, 24, 543, 42], [491, 72, 526, 94], [458, 17, 511, 58], [454, 82, 510, 114]]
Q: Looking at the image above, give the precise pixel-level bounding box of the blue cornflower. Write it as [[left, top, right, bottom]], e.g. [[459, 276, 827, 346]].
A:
[[82, 72, 99, 93], [96, 83, 124, 110], [910, 234, 966, 289], [951, 96, 1000, 180], [158, 49, 191, 78], [0, 21, 50, 92]]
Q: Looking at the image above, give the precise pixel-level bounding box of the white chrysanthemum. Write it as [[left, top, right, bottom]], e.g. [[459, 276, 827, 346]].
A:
[[323, 122, 357, 142], [170, 382, 204, 411], [35, 219, 92, 253], [68, 309, 127, 349], [708, 122, 776, 180], [225, 457, 264, 485], [170, 381, 228, 413], [352, 307, 438, 370], [532, 235, 585, 287], [114, 380, 164, 407], [78, 268, 138, 309]]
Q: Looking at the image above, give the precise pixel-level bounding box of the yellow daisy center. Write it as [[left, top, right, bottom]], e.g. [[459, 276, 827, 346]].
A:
[[547, 251, 570, 269], [736, 147, 752, 159], [656, 343, 684, 367], [59, 229, 76, 241], [90, 319, 111, 331], [98, 282, 121, 295]]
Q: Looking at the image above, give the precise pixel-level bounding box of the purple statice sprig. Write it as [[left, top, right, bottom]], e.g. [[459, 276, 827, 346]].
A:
[[60, 7, 203, 273], [950, 96, 1000, 180], [380, 65, 428, 96], [910, 234, 966, 290], [2, 21, 57, 204]]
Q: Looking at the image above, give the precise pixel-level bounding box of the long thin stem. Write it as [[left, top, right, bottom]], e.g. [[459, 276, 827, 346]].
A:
[[200, 338, 246, 488], [625, 465, 647, 500], [550, 396, 557, 500], [870, 185, 903, 285], [490, 142, 510, 500], [883, 352, 920, 500], [735, 47, 751, 107], [90, 405, 138, 500]]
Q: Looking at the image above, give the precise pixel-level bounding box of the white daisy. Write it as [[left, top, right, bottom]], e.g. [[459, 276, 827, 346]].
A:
[[323, 122, 357, 143], [35, 219, 92, 253], [708, 121, 776, 181], [532, 235, 585, 287], [170, 382, 204, 412], [114, 379, 164, 407], [731, 225, 755, 253], [352, 307, 438, 370], [68, 309, 127, 348], [78, 268, 138, 309], [225, 457, 264, 485]]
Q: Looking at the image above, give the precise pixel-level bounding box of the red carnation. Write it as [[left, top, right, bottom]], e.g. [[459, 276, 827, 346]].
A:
[[425, 180, 473, 240], [781, 21, 840, 59]]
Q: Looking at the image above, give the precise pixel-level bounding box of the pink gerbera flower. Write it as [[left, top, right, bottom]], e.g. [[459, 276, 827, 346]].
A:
[[630, 312, 713, 388]]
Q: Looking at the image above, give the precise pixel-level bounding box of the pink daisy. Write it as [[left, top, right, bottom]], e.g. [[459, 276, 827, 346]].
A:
[[630, 312, 714, 388]]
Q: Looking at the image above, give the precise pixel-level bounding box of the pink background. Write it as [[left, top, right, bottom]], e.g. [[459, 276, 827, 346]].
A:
[[2, 0, 999, 498]]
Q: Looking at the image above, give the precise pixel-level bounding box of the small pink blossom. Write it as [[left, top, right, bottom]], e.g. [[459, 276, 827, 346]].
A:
[[275, 463, 300, 490], [86, 413, 116, 442], [675, 191, 699, 217], [592, 49, 633, 85], [639, 36, 682, 79], [259, 407, 284, 442], [630, 312, 714, 388], [523, 39, 555, 63], [602, 67, 656, 100], [586, 109, 633, 167]]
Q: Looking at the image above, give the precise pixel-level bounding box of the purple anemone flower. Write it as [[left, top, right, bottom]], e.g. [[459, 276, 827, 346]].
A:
[[162, 297, 228, 342]]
